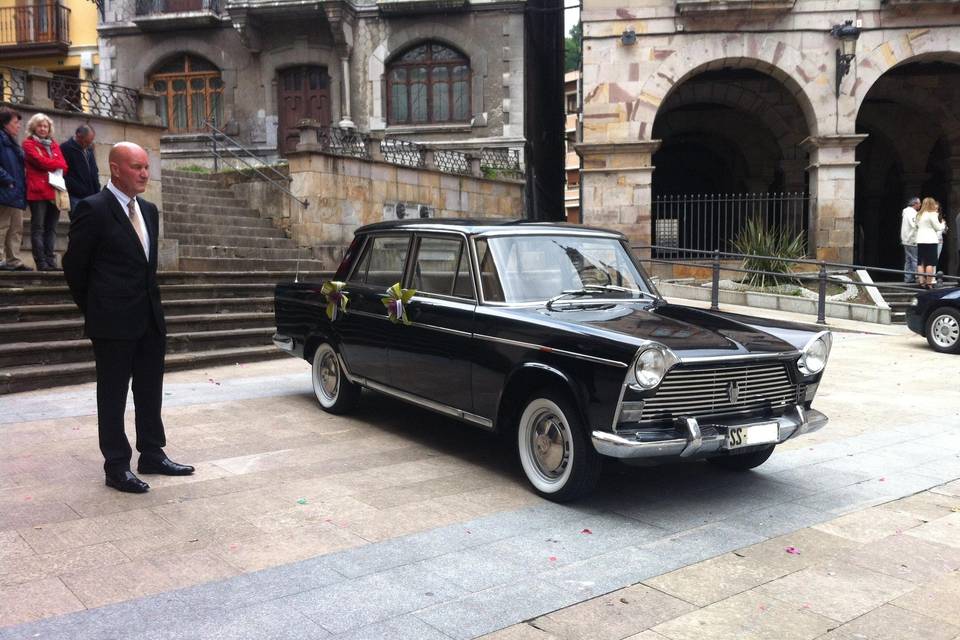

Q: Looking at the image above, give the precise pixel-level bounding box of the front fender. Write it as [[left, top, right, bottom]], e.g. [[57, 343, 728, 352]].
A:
[[495, 358, 623, 434]]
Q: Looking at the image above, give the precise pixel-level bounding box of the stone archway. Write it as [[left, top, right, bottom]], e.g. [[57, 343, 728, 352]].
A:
[[855, 56, 960, 275]]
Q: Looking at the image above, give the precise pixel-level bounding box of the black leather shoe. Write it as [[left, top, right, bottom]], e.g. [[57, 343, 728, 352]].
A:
[[138, 457, 195, 476], [105, 470, 150, 493]]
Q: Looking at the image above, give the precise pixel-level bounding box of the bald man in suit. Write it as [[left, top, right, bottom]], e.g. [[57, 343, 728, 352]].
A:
[[63, 142, 193, 493]]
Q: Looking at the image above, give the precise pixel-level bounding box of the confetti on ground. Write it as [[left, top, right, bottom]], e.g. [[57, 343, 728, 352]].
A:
[[879, 477, 886, 482], [296, 498, 308, 505], [581, 528, 593, 535], [208, 378, 221, 386], [548, 556, 557, 562], [785, 546, 800, 555]]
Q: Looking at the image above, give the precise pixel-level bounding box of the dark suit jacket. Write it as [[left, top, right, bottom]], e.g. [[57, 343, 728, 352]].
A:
[[63, 189, 166, 339], [60, 138, 101, 200]]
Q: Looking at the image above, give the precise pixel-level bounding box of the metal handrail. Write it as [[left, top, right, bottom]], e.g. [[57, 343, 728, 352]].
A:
[[633, 243, 958, 325], [199, 119, 307, 209]]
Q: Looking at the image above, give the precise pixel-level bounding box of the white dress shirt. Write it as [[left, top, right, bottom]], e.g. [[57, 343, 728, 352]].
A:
[[106, 180, 149, 256]]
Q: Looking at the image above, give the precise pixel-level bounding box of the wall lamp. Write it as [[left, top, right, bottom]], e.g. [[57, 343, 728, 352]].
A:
[[830, 19, 861, 97], [621, 28, 637, 46]]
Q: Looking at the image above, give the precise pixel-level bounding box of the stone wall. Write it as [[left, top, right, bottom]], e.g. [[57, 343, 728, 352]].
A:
[[579, 0, 960, 269], [285, 151, 523, 250]]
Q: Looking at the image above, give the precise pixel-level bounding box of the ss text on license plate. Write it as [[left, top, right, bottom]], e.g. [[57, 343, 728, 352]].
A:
[[725, 423, 779, 450]]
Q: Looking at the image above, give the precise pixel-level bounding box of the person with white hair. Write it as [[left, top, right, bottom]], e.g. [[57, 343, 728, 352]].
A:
[[22, 113, 68, 270], [900, 196, 921, 283]]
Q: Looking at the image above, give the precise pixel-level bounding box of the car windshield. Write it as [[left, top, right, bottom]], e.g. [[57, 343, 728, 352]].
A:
[[475, 234, 657, 304]]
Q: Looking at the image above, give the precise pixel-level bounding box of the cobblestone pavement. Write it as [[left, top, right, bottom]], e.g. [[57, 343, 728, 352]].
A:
[[1, 323, 959, 639]]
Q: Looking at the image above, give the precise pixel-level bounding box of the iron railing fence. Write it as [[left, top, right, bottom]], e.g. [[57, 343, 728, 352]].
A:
[[0, 3, 70, 47], [303, 126, 522, 178], [480, 148, 522, 178], [134, 0, 221, 15], [381, 137, 425, 168], [434, 149, 470, 175], [200, 118, 308, 210], [0, 66, 26, 104], [652, 192, 810, 259], [317, 126, 370, 160], [632, 244, 959, 324], [47, 76, 139, 121]]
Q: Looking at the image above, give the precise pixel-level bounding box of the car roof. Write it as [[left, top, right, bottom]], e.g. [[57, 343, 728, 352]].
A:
[[355, 219, 626, 238]]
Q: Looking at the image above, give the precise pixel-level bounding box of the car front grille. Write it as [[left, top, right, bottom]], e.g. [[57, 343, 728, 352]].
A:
[[640, 361, 801, 422]]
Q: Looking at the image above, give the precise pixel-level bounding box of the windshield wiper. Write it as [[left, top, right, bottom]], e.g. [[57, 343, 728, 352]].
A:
[[545, 285, 656, 310]]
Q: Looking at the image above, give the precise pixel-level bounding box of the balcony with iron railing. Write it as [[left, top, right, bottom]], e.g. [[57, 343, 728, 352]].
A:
[[0, 3, 70, 58], [133, 0, 223, 30]]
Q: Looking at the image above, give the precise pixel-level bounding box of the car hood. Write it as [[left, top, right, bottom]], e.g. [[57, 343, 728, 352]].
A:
[[522, 301, 801, 357]]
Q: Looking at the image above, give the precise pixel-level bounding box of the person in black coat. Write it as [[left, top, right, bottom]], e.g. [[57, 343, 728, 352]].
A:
[[63, 141, 194, 494], [60, 124, 101, 217], [0, 107, 31, 271]]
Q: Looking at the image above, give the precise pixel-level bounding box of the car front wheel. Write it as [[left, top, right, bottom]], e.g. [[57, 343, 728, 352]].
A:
[[311, 343, 360, 414], [707, 444, 775, 471], [926, 308, 960, 354], [516, 392, 601, 502]]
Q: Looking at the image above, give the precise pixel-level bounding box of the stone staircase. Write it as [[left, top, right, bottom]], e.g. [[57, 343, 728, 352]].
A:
[[0, 171, 345, 394], [161, 169, 330, 272], [0, 270, 331, 394], [874, 282, 923, 324]]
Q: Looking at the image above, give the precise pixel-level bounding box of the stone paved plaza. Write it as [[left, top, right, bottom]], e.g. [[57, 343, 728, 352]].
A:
[[1, 317, 959, 639]]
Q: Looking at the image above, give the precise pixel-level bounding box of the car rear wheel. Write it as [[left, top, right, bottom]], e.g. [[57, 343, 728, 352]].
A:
[[707, 444, 776, 471], [516, 392, 601, 502], [926, 308, 960, 354], [311, 343, 360, 414]]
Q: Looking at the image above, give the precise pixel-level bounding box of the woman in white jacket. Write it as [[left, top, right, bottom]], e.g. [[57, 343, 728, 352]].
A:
[[916, 197, 947, 288]]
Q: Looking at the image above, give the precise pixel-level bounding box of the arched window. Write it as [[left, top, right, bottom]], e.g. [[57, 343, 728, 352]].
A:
[[149, 54, 224, 133], [387, 42, 471, 125]]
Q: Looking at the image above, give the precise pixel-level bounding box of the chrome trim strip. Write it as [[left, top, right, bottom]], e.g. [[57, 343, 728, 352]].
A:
[[679, 351, 799, 364], [475, 228, 625, 239], [473, 333, 629, 368], [409, 321, 473, 338], [358, 377, 494, 430], [272, 333, 294, 352], [351, 309, 390, 321]]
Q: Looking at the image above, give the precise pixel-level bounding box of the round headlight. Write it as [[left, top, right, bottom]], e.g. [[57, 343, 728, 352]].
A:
[[634, 347, 668, 389], [799, 335, 830, 375]]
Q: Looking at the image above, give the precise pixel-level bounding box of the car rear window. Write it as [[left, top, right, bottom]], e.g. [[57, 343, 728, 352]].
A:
[[348, 235, 411, 287]]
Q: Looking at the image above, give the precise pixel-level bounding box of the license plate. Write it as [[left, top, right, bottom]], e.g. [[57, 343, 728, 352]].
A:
[[725, 423, 779, 450]]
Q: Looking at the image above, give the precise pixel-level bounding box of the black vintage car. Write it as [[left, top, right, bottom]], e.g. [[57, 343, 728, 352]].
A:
[[906, 286, 960, 354], [274, 220, 832, 501]]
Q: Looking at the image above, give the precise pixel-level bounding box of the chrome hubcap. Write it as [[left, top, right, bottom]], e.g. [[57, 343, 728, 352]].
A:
[[931, 315, 960, 348], [530, 412, 568, 478], [315, 351, 339, 401]]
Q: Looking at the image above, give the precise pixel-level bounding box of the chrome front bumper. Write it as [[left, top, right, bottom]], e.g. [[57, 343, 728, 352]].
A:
[[591, 405, 827, 459]]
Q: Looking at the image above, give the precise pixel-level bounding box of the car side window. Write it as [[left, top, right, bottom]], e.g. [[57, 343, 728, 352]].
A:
[[348, 235, 410, 287], [412, 236, 474, 300]]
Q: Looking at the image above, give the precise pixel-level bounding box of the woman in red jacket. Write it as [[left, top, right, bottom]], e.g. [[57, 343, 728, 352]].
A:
[[23, 113, 68, 271]]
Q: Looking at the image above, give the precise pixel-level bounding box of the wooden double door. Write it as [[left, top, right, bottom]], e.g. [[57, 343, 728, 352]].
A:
[[278, 66, 330, 155]]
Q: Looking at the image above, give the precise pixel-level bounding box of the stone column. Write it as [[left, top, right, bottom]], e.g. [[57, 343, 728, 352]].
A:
[[25, 68, 55, 110], [575, 141, 660, 257], [801, 135, 867, 263], [338, 56, 355, 130]]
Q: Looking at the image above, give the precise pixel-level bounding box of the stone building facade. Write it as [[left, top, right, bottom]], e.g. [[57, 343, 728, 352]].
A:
[[579, 0, 960, 275], [96, 0, 565, 218]]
